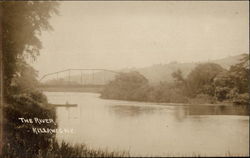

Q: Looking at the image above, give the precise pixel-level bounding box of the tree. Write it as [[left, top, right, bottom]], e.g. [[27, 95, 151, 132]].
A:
[[185, 63, 224, 97], [1, 2, 59, 157], [228, 53, 249, 94], [214, 72, 232, 101], [101, 71, 148, 100], [214, 53, 249, 104], [2, 1, 59, 95], [172, 69, 185, 83]]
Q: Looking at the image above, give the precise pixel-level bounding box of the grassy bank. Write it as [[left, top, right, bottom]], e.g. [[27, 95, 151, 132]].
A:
[[30, 141, 249, 158], [2, 141, 130, 158], [38, 141, 130, 158]]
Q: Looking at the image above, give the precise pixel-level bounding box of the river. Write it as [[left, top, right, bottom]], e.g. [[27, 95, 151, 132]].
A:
[[44, 92, 249, 157]]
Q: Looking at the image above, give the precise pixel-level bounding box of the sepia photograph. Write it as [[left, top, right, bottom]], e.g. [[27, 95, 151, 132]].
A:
[[0, 0, 249, 157]]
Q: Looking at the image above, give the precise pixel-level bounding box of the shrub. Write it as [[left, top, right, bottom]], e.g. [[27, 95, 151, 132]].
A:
[[2, 90, 57, 158]]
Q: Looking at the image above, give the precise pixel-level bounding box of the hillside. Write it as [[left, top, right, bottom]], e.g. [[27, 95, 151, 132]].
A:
[[122, 53, 246, 83]]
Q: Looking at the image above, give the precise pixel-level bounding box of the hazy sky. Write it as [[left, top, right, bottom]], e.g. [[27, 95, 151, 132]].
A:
[[29, 1, 249, 77]]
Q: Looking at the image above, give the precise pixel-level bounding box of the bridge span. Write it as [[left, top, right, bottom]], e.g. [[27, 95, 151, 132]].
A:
[[39, 69, 120, 93]]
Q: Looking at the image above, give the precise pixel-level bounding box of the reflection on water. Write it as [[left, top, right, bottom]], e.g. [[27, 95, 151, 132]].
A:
[[184, 105, 249, 116], [45, 92, 249, 157], [109, 105, 156, 118]]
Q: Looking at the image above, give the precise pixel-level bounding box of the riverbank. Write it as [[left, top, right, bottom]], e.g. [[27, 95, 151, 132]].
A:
[[101, 96, 234, 106]]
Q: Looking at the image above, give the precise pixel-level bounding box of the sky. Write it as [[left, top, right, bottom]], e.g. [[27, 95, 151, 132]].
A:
[[29, 1, 249, 77]]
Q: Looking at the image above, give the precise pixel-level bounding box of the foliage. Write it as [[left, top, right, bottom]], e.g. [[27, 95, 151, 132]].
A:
[[35, 141, 129, 158], [101, 71, 149, 100], [1, 1, 59, 157], [145, 82, 188, 103], [172, 69, 185, 84], [3, 140, 129, 158], [232, 93, 249, 105], [227, 53, 249, 94], [214, 54, 249, 104], [102, 55, 249, 106], [184, 63, 225, 97], [188, 94, 216, 104], [2, 1, 59, 95], [10, 61, 39, 94], [101, 72, 188, 103], [2, 90, 57, 158]]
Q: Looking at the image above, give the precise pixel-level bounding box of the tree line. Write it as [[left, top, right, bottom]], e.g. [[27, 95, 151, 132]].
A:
[[101, 54, 249, 105]]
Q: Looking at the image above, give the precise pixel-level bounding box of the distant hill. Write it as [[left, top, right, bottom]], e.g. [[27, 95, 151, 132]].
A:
[[122, 54, 247, 83], [209, 54, 246, 69], [44, 54, 247, 85]]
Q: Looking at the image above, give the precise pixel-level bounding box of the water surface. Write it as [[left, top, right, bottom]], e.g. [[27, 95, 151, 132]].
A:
[[45, 92, 249, 156]]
